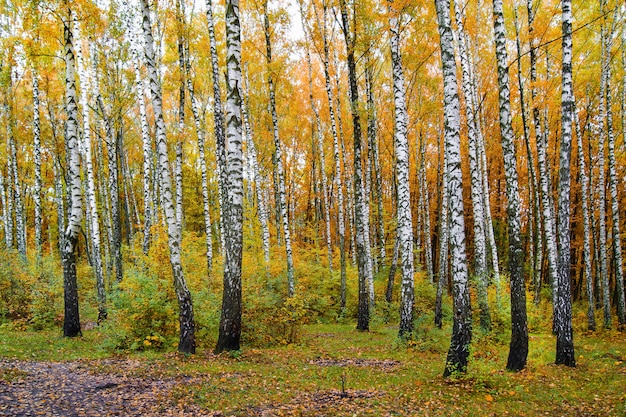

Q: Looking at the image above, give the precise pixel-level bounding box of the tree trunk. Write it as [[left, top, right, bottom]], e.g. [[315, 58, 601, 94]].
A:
[[183, 42, 214, 274], [435, 0, 472, 376], [242, 68, 270, 267], [339, 0, 372, 331], [300, 1, 333, 273], [215, 0, 244, 353], [555, 0, 575, 366], [33, 68, 43, 255], [389, 4, 415, 337], [205, 0, 228, 260], [316, 1, 347, 311], [263, 1, 295, 296], [140, 0, 195, 354], [492, 0, 528, 372], [0, 171, 9, 249], [435, 130, 449, 330], [62, 6, 82, 337], [455, 0, 490, 332], [74, 26, 107, 322], [6, 76, 26, 258], [598, 3, 611, 328], [603, 30, 625, 325], [574, 94, 595, 331]]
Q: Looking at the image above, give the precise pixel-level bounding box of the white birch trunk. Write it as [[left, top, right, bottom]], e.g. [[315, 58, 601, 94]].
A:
[[435, 0, 472, 376], [264, 1, 295, 296], [492, 0, 528, 371], [598, 8, 611, 328], [140, 0, 195, 353], [604, 43, 626, 326], [455, 0, 490, 331], [574, 95, 595, 331], [0, 171, 9, 248], [555, 0, 575, 366], [74, 23, 107, 321], [62, 7, 82, 337], [216, 0, 244, 353], [184, 45, 214, 273], [7, 98, 26, 257], [299, 1, 333, 273], [33, 69, 43, 254], [339, 0, 372, 329], [389, 5, 415, 337]]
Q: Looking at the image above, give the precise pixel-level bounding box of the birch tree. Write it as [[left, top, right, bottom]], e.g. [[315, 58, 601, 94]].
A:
[[215, 0, 244, 353], [454, 0, 490, 331], [527, 0, 558, 312], [263, 0, 295, 296], [74, 23, 107, 322], [62, 4, 82, 337], [388, 2, 414, 338], [434, 0, 472, 376], [140, 0, 195, 354], [33, 68, 43, 255], [555, 0, 575, 366], [339, 0, 372, 331], [492, 0, 528, 371]]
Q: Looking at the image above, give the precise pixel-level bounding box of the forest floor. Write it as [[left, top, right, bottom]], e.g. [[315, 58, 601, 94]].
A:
[[1, 323, 625, 416]]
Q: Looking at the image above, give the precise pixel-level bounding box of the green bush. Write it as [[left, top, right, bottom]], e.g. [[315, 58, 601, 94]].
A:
[[102, 267, 177, 351]]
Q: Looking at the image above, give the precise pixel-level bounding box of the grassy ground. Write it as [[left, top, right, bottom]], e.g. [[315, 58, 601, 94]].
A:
[[1, 321, 625, 416]]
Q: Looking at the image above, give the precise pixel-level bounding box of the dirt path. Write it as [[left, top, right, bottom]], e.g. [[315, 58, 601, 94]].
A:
[[0, 359, 218, 417]]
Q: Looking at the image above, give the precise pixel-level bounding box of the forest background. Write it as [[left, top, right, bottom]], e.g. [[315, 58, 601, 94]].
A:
[[0, 0, 625, 412]]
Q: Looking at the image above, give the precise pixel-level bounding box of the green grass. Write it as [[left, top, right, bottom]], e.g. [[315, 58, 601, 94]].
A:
[[2, 321, 625, 416]]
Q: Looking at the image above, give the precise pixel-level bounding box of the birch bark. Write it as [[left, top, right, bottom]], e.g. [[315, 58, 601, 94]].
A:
[[216, 0, 244, 353], [435, 0, 472, 376], [555, 0, 575, 366], [492, 0, 528, 371], [140, 0, 195, 353], [389, 4, 415, 337]]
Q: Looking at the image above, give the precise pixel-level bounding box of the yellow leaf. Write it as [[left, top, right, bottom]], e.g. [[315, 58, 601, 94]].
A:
[[485, 394, 493, 402]]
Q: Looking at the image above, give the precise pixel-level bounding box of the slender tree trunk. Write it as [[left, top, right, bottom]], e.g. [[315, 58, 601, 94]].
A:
[[263, 1, 295, 296], [140, 0, 195, 354], [363, 60, 376, 306], [598, 3, 611, 328], [0, 171, 8, 249], [316, 1, 347, 311], [555, 0, 575, 366], [435, 131, 449, 330], [339, 0, 372, 331], [300, 1, 333, 273], [131, 41, 154, 255], [184, 43, 214, 273], [175, 36, 185, 238], [6, 85, 26, 258], [215, 0, 244, 353], [389, 4, 415, 337], [242, 68, 270, 266], [205, 0, 228, 259], [603, 29, 625, 325], [95, 81, 123, 284], [418, 136, 434, 283], [62, 6, 82, 337], [514, 6, 541, 308], [455, 0, 490, 332], [74, 27, 107, 322], [527, 0, 558, 315], [33, 68, 43, 255], [574, 95, 595, 331], [435, 0, 472, 376], [492, 0, 528, 372]]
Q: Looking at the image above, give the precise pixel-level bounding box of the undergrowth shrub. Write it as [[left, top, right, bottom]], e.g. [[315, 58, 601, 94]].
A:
[[0, 251, 63, 330], [102, 267, 177, 351]]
